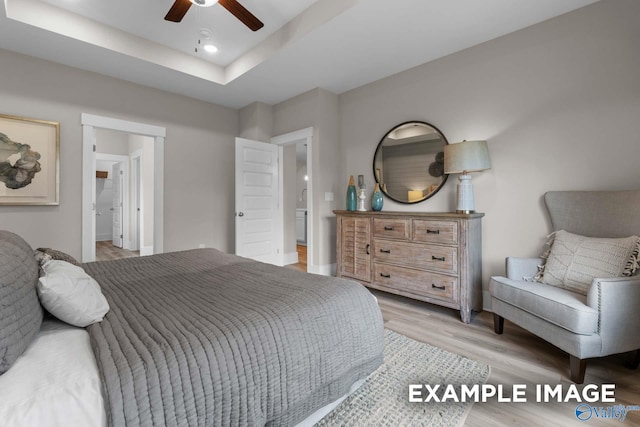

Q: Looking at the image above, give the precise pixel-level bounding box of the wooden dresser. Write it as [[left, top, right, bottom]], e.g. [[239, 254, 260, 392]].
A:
[[334, 211, 483, 323]]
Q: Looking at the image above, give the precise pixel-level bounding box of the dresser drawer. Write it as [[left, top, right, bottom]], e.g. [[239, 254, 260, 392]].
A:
[[412, 220, 458, 245], [373, 262, 457, 303], [373, 239, 457, 273], [373, 218, 410, 240]]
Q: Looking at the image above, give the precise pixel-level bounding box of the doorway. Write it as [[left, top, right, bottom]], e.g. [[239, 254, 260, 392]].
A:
[[95, 153, 139, 261], [272, 128, 313, 272], [81, 113, 165, 262]]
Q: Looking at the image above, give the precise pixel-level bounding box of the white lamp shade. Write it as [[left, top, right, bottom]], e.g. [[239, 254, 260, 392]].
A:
[[444, 140, 491, 174]]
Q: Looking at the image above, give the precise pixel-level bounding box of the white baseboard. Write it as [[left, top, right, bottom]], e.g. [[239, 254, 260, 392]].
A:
[[307, 263, 336, 276], [140, 246, 154, 256], [96, 234, 111, 242], [283, 251, 299, 266]]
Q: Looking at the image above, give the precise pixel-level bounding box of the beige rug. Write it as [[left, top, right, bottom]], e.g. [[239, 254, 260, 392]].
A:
[[315, 329, 490, 427]]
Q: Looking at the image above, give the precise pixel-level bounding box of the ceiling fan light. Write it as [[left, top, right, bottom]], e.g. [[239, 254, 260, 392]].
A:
[[190, 0, 218, 7], [203, 43, 218, 53]]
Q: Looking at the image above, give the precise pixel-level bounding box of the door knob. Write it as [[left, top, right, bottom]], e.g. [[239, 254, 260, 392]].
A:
[[238, 212, 244, 217]]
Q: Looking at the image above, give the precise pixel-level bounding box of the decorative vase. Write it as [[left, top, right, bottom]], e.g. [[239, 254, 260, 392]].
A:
[[357, 187, 367, 211], [371, 183, 383, 211], [346, 175, 357, 211], [357, 175, 367, 211]]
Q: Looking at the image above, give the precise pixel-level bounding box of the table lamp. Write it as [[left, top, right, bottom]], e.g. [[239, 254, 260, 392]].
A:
[[444, 140, 491, 213]]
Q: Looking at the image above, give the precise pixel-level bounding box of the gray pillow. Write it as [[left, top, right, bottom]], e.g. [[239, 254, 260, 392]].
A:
[[0, 230, 43, 374], [34, 247, 80, 267]]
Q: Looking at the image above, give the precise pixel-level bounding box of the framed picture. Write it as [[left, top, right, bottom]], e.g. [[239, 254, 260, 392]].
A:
[[0, 114, 59, 205]]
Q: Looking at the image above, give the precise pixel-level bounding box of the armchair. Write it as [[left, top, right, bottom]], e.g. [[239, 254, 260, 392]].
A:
[[489, 190, 640, 383]]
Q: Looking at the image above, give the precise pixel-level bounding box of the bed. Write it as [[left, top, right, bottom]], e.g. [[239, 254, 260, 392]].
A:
[[0, 231, 384, 426]]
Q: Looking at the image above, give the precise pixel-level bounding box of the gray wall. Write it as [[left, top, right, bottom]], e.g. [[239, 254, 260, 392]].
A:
[[338, 0, 640, 305], [96, 128, 129, 155], [0, 49, 238, 258], [273, 88, 341, 271], [238, 102, 273, 143]]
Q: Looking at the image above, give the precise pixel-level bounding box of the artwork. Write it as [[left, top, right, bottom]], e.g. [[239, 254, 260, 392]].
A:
[[0, 114, 59, 205]]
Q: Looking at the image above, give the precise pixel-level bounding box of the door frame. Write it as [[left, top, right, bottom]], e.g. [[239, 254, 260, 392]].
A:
[[81, 113, 165, 262], [271, 127, 313, 270]]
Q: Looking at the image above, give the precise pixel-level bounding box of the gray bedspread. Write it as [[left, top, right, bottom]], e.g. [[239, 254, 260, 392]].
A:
[[84, 249, 384, 427]]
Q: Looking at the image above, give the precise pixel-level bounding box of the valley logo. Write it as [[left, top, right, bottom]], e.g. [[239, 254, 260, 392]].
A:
[[575, 403, 640, 422]]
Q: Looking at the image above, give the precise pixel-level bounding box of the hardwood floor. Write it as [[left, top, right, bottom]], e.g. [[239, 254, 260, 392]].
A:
[[95, 240, 139, 261], [287, 244, 307, 272], [375, 290, 640, 426]]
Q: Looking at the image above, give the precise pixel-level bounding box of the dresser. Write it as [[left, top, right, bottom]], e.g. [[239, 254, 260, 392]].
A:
[[334, 211, 483, 323]]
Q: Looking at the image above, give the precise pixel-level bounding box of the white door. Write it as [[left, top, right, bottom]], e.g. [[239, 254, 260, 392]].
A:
[[235, 138, 280, 264], [112, 163, 123, 248]]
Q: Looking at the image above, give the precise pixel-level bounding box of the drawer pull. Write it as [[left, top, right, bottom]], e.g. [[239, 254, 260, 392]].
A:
[[380, 249, 391, 253], [384, 226, 395, 231], [432, 256, 446, 261], [366, 244, 370, 255], [427, 229, 440, 234], [432, 284, 446, 290], [380, 273, 391, 278]]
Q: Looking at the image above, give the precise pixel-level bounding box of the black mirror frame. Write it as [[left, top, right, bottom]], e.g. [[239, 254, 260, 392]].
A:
[[372, 120, 449, 204]]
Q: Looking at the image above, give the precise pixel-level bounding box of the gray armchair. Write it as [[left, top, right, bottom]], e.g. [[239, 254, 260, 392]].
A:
[[489, 190, 640, 383]]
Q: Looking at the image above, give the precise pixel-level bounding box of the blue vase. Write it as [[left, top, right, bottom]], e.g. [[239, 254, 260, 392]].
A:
[[346, 176, 357, 211], [371, 183, 383, 211]]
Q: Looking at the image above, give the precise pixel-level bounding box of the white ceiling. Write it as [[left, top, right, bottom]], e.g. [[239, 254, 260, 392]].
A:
[[0, 0, 598, 109]]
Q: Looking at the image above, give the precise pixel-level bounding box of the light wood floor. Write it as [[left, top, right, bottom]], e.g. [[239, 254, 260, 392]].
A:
[[95, 240, 139, 261], [375, 290, 640, 426]]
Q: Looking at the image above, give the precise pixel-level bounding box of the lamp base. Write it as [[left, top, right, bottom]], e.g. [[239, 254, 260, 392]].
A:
[[456, 174, 475, 213], [456, 209, 475, 214]]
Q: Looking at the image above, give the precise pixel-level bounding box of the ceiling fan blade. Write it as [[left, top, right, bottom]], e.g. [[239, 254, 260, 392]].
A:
[[165, 0, 192, 22], [218, 0, 264, 31]]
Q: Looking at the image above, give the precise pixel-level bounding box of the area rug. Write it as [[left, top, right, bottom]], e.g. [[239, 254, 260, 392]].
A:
[[315, 329, 491, 427]]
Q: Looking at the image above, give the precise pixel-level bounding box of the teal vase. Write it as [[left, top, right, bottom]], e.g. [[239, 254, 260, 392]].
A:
[[346, 175, 357, 211], [371, 183, 383, 211]]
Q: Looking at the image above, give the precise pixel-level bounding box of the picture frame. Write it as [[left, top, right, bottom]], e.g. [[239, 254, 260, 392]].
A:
[[0, 114, 60, 205]]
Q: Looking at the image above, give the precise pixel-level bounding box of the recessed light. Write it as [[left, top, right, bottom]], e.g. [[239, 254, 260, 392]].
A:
[[203, 43, 218, 53]]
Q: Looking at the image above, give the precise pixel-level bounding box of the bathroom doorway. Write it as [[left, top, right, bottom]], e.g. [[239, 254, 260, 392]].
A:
[[272, 128, 313, 272], [294, 142, 308, 271]]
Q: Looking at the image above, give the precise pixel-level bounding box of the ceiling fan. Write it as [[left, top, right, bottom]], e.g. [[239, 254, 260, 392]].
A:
[[165, 0, 264, 31]]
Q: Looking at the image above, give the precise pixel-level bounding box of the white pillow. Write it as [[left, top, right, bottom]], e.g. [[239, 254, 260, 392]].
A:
[[538, 230, 640, 295], [37, 260, 110, 327]]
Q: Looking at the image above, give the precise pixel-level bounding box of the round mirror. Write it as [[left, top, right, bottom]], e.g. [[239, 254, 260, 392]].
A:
[[373, 121, 449, 204]]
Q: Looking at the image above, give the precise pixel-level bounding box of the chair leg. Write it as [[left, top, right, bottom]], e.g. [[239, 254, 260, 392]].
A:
[[625, 349, 640, 369], [570, 355, 586, 384], [493, 313, 504, 334]]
